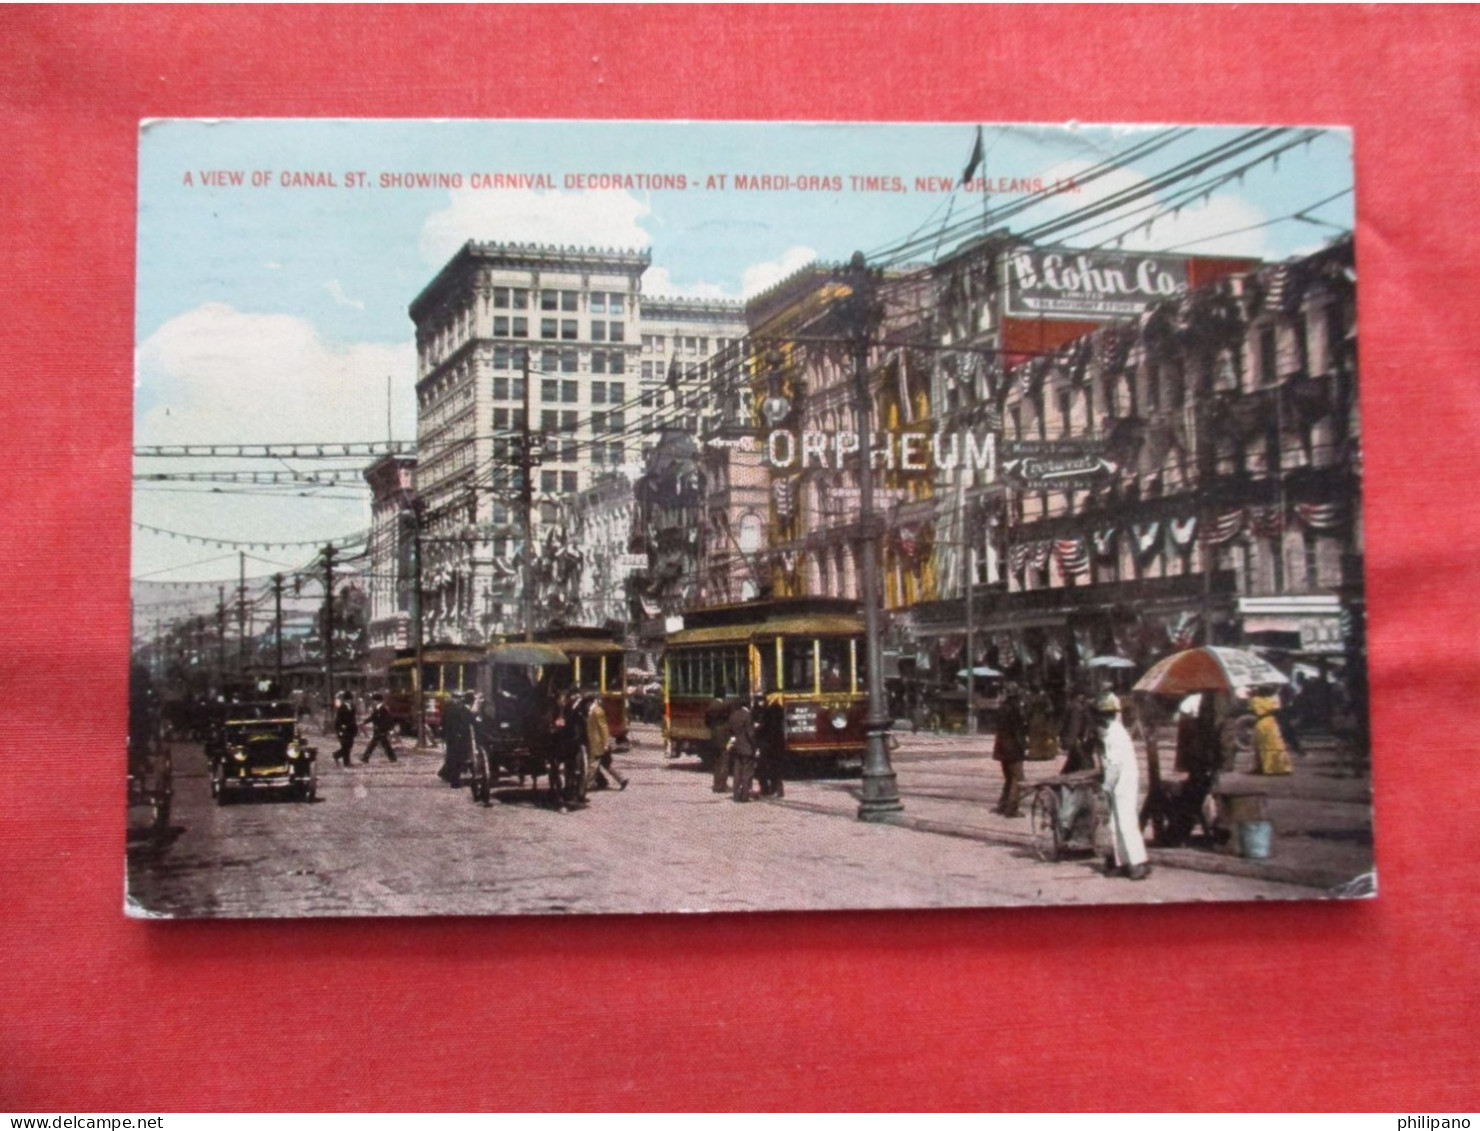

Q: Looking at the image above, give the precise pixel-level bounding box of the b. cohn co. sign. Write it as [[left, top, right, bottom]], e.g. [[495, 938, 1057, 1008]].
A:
[[1005, 246, 1188, 320]]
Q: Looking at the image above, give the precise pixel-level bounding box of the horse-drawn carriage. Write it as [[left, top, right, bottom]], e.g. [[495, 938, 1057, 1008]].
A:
[[466, 642, 588, 810]]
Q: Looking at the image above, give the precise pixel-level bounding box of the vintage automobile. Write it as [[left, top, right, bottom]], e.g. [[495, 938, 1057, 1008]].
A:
[[206, 687, 318, 804]]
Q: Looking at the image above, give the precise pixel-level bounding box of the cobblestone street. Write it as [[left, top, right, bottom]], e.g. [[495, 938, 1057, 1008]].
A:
[[127, 721, 1351, 917]]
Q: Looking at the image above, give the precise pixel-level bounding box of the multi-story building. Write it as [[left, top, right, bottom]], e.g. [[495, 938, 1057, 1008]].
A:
[[916, 235, 1360, 698], [362, 453, 416, 672], [408, 242, 746, 644], [567, 469, 641, 629]]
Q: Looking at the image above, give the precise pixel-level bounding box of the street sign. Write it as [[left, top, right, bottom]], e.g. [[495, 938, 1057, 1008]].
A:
[[1000, 439, 1116, 490]]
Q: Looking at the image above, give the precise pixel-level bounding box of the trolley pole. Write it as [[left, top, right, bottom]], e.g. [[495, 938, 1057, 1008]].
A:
[[847, 251, 904, 823]]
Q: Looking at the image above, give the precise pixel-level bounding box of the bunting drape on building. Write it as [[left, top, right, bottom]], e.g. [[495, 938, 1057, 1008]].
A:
[[1247, 504, 1284, 538], [1294, 501, 1346, 531], [1092, 527, 1119, 561], [1053, 537, 1090, 575], [1168, 516, 1199, 548], [1203, 508, 1246, 544], [1027, 541, 1052, 571], [1132, 521, 1162, 564]]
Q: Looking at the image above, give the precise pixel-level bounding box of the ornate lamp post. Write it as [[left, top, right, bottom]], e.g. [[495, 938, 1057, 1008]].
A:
[[845, 252, 905, 823]]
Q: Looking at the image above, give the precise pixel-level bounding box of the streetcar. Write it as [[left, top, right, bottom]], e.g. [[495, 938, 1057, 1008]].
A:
[[535, 627, 629, 747], [385, 644, 484, 737], [663, 597, 868, 768]]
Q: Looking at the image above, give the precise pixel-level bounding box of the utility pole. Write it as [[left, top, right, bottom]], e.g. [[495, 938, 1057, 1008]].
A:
[[272, 573, 285, 688], [238, 551, 247, 681], [323, 543, 335, 724], [847, 251, 904, 822], [411, 498, 427, 750], [520, 346, 537, 642], [216, 586, 227, 690]]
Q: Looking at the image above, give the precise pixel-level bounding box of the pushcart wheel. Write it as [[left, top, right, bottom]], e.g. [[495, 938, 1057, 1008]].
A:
[[1030, 788, 1059, 862]]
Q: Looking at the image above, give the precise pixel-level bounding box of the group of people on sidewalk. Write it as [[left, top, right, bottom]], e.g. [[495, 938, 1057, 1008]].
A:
[[706, 690, 786, 803]]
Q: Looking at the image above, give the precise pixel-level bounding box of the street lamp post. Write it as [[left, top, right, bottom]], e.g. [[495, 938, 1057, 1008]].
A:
[[846, 251, 904, 823]]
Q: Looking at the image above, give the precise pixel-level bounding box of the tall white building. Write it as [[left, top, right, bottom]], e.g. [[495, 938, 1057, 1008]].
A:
[[408, 241, 745, 642]]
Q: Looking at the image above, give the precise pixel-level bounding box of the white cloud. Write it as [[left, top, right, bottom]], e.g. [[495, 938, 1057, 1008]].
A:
[[325, 279, 365, 310], [640, 266, 729, 301], [419, 188, 652, 265], [740, 246, 817, 299], [135, 303, 415, 447]]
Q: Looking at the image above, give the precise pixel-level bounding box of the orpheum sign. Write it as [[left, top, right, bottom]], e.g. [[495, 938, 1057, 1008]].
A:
[[1005, 246, 1189, 320]]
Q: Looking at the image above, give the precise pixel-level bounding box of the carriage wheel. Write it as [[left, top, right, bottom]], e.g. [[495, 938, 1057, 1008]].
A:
[[1030, 788, 1059, 862]]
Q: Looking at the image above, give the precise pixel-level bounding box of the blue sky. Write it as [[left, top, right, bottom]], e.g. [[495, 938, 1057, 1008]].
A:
[[132, 119, 1353, 594]]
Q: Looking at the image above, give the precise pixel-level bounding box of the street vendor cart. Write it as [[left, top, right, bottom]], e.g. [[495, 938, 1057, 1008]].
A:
[[1028, 770, 1107, 862]]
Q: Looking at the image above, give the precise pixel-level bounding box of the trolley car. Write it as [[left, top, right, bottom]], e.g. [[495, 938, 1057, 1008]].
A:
[[386, 644, 484, 737], [663, 597, 868, 768]]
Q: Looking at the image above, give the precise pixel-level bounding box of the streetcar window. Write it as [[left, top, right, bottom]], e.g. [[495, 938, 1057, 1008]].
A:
[[782, 639, 816, 693], [819, 639, 851, 692], [757, 642, 780, 693]]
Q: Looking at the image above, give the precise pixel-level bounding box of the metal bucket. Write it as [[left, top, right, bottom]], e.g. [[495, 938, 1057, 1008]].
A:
[[1238, 820, 1274, 859]]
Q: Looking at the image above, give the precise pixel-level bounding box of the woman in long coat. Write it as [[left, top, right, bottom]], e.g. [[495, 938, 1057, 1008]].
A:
[[1249, 687, 1294, 776], [992, 684, 1027, 817]]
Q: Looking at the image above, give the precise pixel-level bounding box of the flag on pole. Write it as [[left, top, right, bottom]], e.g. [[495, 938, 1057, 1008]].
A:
[[961, 125, 984, 186]]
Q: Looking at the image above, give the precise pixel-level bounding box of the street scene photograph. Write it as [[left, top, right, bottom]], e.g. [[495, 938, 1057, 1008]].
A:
[[127, 119, 1372, 917]]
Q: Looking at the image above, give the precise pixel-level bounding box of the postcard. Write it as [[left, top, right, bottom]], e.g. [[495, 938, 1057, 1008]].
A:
[[128, 120, 1371, 917]]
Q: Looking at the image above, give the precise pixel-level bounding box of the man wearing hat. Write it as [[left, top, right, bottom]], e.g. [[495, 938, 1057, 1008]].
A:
[[1094, 692, 1150, 880], [360, 692, 398, 763], [332, 691, 359, 768], [439, 689, 475, 788]]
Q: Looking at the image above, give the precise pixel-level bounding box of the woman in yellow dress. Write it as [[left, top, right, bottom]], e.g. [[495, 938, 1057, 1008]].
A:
[[1249, 687, 1294, 775]]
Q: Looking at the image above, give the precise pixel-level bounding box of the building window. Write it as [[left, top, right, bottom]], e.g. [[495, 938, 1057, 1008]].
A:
[[542, 410, 559, 432], [607, 442, 624, 464], [512, 377, 525, 401], [493, 408, 510, 431], [562, 380, 578, 404], [609, 293, 624, 315], [592, 351, 608, 375], [560, 349, 578, 373], [542, 379, 559, 402], [608, 381, 625, 404], [593, 411, 607, 434], [592, 382, 607, 405], [542, 349, 559, 373], [561, 319, 578, 341], [609, 352, 625, 375], [512, 317, 527, 338], [562, 471, 578, 493], [609, 322, 625, 343], [541, 470, 557, 492], [493, 287, 510, 309], [590, 293, 606, 314], [541, 318, 558, 340], [541, 290, 559, 311], [561, 410, 578, 433], [494, 377, 509, 400], [591, 321, 607, 342], [559, 439, 578, 462], [493, 316, 509, 337], [493, 345, 511, 369], [641, 390, 654, 408], [510, 289, 527, 310]]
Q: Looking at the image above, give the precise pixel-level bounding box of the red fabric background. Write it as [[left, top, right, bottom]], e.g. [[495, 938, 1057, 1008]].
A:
[[2, 5, 1477, 1112]]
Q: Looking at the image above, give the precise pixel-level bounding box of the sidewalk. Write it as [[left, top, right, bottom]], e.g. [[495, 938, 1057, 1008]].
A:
[[780, 727, 1377, 895]]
